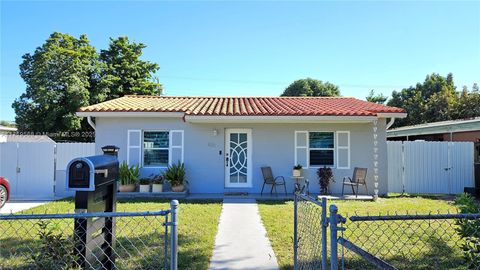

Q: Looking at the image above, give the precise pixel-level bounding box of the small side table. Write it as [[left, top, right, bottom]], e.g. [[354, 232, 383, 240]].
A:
[[291, 176, 310, 195]]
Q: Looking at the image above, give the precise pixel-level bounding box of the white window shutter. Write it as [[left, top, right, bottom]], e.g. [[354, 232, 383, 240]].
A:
[[336, 131, 350, 169], [169, 130, 184, 166], [127, 130, 141, 166], [295, 131, 308, 168]]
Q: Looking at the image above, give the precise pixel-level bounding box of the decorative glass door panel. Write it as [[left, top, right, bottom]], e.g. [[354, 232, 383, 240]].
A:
[[225, 129, 252, 188]]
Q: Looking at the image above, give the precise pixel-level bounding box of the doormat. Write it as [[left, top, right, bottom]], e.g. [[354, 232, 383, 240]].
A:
[[224, 192, 249, 196]]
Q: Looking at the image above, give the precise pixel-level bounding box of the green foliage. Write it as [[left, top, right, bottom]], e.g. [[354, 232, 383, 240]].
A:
[[281, 78, 340, 97], [119, 161, 140, 185], [12, 33, 161, 139], [12, 32, 97, 134], [454, 193, 480, 267], [293, 164, 302, 170], [452, 84, 480, 120], [95, 37, 162, 102], [162, 161, 186, 187], [30, 220, 78, 270], [150, 174, 164, 184], [366, 90, 387, 104], [139, 178, 151, 185], [0, 120, 16, 127], [317, 166, 334, 195], [387, 73, 480, 127]]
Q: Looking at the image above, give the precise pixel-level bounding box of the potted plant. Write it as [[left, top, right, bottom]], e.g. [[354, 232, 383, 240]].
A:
[[118, 162, 140, 192], [139, 178, 151, 193], [151, 174, 164, 193], [163, 161, 186, 192], [293, 164, 303, 177], [317, 166, 334, 195]]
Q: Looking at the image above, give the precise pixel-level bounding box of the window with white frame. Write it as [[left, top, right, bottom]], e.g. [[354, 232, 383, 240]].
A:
[[143, 131, 169, 167], [295, 130, 350, 169], [309, 132, 335, 166]]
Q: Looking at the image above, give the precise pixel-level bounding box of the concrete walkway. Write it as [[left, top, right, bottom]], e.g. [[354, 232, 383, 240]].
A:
[[209, 198, 279, 270], [0, 201, 49, 214]]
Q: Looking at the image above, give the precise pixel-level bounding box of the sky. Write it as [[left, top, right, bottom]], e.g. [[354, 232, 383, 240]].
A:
[[1, 0, 479, 121]]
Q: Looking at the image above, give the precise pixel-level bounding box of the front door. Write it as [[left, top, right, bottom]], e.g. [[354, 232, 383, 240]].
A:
[[225, 129, 252, 188]]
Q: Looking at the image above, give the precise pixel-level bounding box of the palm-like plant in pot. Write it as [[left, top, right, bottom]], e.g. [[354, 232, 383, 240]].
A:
[[119, 162, 140, 192], [162, 162, 186, 192], [317, 166, 334, 195]]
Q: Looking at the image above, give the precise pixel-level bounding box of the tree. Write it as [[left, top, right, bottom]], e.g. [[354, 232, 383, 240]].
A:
[[96, 37, 162, 102], [281, 78, 340, 97], [0, 120, 16, 127], [12, 32, 97, 133], [12, 33, 163, 140], [366, 90, 387, 104], [386, 73, 458, 127], [452, 84, 480, 119]]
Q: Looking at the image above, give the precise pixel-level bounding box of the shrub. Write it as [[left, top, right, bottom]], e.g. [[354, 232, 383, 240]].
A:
[[30, 221, 78, 269], [317, 166, 334, 195], [455, 193, 480, 267]]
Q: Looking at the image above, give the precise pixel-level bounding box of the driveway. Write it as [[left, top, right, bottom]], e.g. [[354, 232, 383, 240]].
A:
[[0, 201, 49, 214]]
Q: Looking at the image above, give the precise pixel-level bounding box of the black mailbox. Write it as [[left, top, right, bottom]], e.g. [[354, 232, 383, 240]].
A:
[[66, 146, 119, 191], [67, 146, 120, 270]]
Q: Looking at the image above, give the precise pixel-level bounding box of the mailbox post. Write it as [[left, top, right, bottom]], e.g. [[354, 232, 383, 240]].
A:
[[66, 146, 120, 270]]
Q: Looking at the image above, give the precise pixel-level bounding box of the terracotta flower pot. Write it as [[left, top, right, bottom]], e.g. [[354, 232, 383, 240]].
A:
[[171, 185, 184, 192], [152, 184, 163, 193], [119, 184, 136, 192]]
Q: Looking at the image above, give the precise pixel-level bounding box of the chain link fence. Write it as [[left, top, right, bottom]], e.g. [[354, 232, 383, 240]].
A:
[[294, 194, 480, 270], [337, 212, 480, 270], [0, 204, 178, 270], [294, 193, 328, 270]]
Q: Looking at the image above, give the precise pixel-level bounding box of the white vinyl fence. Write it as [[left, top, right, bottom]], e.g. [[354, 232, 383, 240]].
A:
[[388, 141, 474, 194], [55, 143, 96, 198], [0, 142, 95, 200]]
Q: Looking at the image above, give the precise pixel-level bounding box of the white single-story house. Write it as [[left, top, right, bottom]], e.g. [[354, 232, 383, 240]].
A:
[[77, 96, 406, 195]]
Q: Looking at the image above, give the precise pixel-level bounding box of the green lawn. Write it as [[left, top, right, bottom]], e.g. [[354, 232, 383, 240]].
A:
[[258, 197, 463, 270], [0, 199, 222, 270]]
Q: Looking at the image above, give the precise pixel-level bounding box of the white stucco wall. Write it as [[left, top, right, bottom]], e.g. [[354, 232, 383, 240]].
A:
[[94, 117, 388, 195]]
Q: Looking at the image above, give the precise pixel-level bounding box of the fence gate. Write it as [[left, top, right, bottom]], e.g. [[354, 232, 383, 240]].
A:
[[294, 194, 480, 269], [294, 193, 328, 270], [0, 142, 55, 200], [387, 141, 474, 194]]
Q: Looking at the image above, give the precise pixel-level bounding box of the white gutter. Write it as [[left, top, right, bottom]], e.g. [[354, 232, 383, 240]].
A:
[[376, 112, 407, 118], [87, 116, 96, 131], [386, 118, 396, 129]]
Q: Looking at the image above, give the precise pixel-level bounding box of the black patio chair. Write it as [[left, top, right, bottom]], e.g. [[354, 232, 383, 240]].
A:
[[341, 167, 368, 198], [260, 167, 287, 196]]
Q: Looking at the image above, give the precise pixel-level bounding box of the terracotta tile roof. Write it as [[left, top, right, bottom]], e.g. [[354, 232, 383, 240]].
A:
[[78, 96, 405, 116]]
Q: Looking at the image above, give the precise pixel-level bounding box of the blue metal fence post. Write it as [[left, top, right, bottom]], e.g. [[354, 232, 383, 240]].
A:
[[293, 193, 298, 270], [330, 204, 339, 270], [321, 197, 328, 270], [170, 200, 179, 270]]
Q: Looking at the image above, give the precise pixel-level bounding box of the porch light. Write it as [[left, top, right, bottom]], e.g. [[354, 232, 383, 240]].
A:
[[213, 129, 218, 136]]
